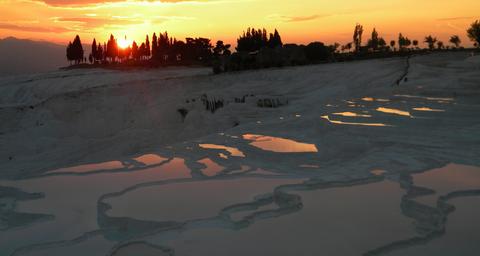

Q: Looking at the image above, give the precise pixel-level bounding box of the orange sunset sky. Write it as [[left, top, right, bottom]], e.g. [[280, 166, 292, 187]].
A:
[[1, 0, 479, 48]]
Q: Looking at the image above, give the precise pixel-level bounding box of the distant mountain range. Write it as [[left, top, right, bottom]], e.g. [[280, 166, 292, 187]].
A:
[[0, 37, 69, 77]]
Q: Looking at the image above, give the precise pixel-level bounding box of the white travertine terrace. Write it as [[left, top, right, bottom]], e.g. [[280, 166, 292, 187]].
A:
[[0, 52, 479, 256]]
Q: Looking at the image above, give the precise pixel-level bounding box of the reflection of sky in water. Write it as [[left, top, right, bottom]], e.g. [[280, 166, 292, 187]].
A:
[[412, 107, 445, 112], [411, 164, 480, 207], [197, 158, 224, 176], [199, 144, 245, 157], [375, 107, 410, 116], [321, 115, 394, 127], [393, 95, 454, 101], [371, 170, 387, 175], [332, 112, 371, 117], [46, 161, 124, 173], [362, 98, 389, 102], [242, 134, 317, 152], [168, 180, 418, 256], [0, 158, 192, 255], [389, 164, 480, 256], [299, 165, 319, 168], [104, 178, 304, 222], [134, 154, 168, 165]]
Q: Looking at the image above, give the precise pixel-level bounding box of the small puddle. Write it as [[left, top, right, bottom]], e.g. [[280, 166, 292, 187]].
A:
[[332, 112, 371, 117], [248, 168, 285, 175], [299, 165, 319, 168], [371, 170, 388, 175], [393, 95, 454, 101], [199, 144, 245, 157], [375, 107, 410, 117], [362, 98, 389, 102], [242, 134, 317, 153], [412, 107, 445, 112], [134, 154, 168, 166], [197, 158, 224, 176], [321, 115, 394, 127]]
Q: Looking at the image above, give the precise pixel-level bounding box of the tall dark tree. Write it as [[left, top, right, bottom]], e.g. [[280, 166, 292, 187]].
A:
[[268, 29, 282, 48], [237, 27, 279, 52], [103, 42, 107, 61], [398, 33, 406, 51], [466, 20, 480, 47], [66, 42, 74, 65], [96, 42, 104, 61], [424, 35, 437, 50], [353, 23, 363, 53], [132, 41, 139, 60], [66, 35, 84, 65], [213, 40, 231, 58], [195, 37, 213, 61], [151, 33, 158, 59], [367, 27, 379, 52], [145, 35, 150, 58], [171, 39, 186, 61], [124, 45, 131, 60], [139, 43, 146, 60], [405, 37, 412, 50], [91, 38, 97, 62], [449, 35, 461, 48], [378, 37, 386, 51], [106, 34, 118, 62], [157, 31, 171, 61]]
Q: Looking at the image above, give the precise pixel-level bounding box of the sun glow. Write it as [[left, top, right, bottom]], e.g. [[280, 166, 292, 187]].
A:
[[117, 39, 132, 49]]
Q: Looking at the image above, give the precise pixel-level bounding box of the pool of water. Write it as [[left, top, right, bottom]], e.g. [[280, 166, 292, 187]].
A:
[[1, 159, 479, 256], [242, 134, 318, 153]]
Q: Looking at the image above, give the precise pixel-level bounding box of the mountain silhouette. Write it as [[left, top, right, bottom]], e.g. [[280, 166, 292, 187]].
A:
[[0, 37, 68, 76]]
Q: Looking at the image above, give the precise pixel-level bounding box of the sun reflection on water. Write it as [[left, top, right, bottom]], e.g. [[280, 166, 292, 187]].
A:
[[243, 134, 317, 153]]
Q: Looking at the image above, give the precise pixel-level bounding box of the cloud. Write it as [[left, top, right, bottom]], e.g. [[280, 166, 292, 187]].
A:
[[284, 15, 321, 23], [437, 17, 473, 21], [0, 20, 40, 24], [56, 17, 146, 29], [267, 13, 334, 23], [25, 0, 224, 8], [447, 23, 464, 31], [0, 23, 73, 33]]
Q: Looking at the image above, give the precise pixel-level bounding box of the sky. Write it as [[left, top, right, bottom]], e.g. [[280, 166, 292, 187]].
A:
[[1, 0, 479, 48]]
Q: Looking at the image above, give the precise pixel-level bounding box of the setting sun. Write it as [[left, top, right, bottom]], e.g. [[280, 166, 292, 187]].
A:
[[117, 39, 132, 49]]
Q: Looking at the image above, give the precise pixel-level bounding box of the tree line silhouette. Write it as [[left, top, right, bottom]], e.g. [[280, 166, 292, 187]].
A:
[[66, 20, 480, 72]]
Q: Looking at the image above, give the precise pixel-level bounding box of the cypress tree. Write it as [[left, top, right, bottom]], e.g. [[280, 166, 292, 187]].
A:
[[145, 35, 150, 58], [106, 34, 117, 62], [152, 33, 158, 59], [66, 41, 73, 65], [91, 38, 97, 62], [96, 42, 103, 61], [71, 35, 84, 64], [132, 41, 139, 60]]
